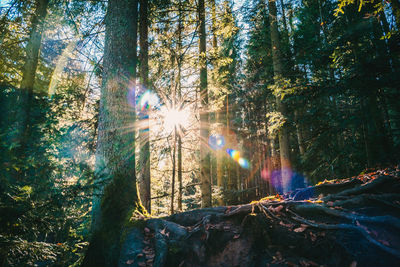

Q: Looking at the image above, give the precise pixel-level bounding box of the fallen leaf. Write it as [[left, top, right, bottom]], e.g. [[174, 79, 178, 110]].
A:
[[349, 261, 357, 267], [225, 206, 232, 213], [160, 227, 169, 236], [200, 233, 207, 240], [379, 240, 390, 246], [309, 232, 317, 242], [144, 227, 150, 233], [280, 221, 293, 228], [233, 234, 240, 239], [274, 205, 284, 213], [126, 259, 134, 265], [294, 225, 308, 233]]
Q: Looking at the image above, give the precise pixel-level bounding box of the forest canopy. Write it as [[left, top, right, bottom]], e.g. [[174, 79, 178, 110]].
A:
[[0, 0, 399, 266]]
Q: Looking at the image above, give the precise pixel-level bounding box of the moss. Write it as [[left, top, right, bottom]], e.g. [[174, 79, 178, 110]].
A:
[[83, 172, 147, 266], [168, 243, 181, 255]]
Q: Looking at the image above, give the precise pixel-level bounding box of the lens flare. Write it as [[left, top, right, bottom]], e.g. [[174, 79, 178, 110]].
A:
[[226, 149, 250, 169], [208, 134, 225, 150], [137, 90, 159, 111], [238, 158, 250, 169]]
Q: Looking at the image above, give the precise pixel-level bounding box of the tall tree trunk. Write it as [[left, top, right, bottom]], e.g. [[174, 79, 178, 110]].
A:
[[294, 110, 305, 156], [199, 0, 211, 208], [177, 135, 183, 210], [268, 0, 291, 194], [83, 0, 144, 265], [18, 0, 49, 156], [171, 127, 177, 214], [391, 0, 400, 28], [177, 0, 184, 211], [138, 0, 151, 214], [20, 0, 49, 93], [211, 0, 224, 206]]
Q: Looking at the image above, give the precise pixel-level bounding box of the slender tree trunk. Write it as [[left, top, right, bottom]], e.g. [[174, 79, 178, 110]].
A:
[[211, 0, 224, 206], [294, 110, 305, 156], [177, 135, 183, 210], [391, 0, 400, 28], [20, 0, 49, 93], [18, 0, 49, 156], [199, 0, 211, 208], [177, 0, 183, 211], [83, 1, 144, 265], [268, 0, 291, 194], [171, 127, 177, 214], [138, 0, 151, 214]]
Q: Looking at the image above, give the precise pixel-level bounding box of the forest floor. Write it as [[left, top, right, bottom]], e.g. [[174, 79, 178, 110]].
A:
[[119, 168, 400, 267]]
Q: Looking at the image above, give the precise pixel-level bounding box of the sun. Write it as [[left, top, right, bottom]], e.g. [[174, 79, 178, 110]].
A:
[[161, 106, 190, 132]]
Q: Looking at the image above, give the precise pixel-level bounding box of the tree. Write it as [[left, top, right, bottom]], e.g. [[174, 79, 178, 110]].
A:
[[82, 0, 145, 265], [18, 0, 49, 158], [138, 0, 151, 214], [268, 0, 291, 193], [198, 0, 211, 207]]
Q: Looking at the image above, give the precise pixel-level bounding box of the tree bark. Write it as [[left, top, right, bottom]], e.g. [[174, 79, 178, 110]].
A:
[[83, 0, 144, 265], [199, 0, 211, 208], [177, 0, 184, 211], [294, 110, 305, 156], [391, 0, 400, 28], [171, 127, 177, 214], [211, 0, 225, 206], [138, 0, 151, 214], [17, 0, 49, 158], [20, 0, 49, 93], [268, 0, 291, 194]]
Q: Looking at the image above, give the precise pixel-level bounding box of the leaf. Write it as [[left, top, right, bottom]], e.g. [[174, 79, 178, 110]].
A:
[[309, 232, 317, 242], [233, 234, 240, 239], [160, 227, 167, 236], [379, 240, 390, 246], [126, 259, 134, 265], [274, 205, 284, 213], [294, 224, 308, 232], [350, 261, 357, 267]]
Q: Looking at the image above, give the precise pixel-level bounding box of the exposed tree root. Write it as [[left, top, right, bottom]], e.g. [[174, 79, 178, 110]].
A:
[[119, 170, 400, 267]]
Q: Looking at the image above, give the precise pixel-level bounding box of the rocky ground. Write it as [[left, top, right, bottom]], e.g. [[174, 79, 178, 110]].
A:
[[119, 168, 400, 267]]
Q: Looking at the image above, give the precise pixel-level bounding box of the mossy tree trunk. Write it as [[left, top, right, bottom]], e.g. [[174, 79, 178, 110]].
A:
[[17, 0, 49, 159], [268, 0, 291, 193], [83, 0, 144, 266], [138, 0, 151, 214]]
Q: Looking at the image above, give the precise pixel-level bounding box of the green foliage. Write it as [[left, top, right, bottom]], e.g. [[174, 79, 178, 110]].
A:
[[0, 82, 96, 266]]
